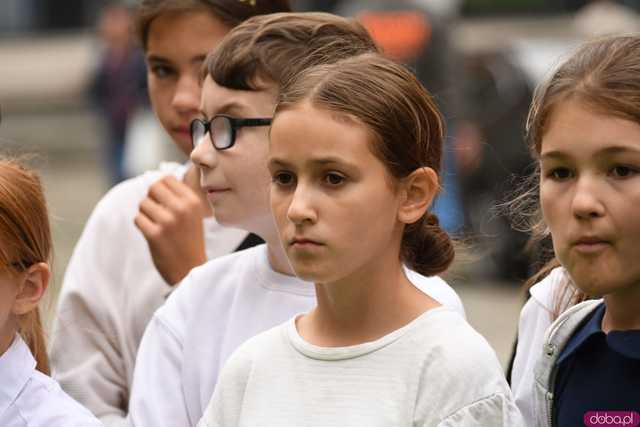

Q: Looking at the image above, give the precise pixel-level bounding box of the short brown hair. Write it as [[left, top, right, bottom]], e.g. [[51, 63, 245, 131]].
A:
[[136, 0, 291, 49], [274, 53, 454, 277], [204, 12, 379, 91]]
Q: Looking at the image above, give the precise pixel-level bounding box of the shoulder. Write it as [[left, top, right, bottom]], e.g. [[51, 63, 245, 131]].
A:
[[405, 269, 466, 318], [411, 310, 513, 417], [152, 245, 267, 338], [415, 309, 501, 370], [15, 371, 101, 426], [216, 324, 286, 386]]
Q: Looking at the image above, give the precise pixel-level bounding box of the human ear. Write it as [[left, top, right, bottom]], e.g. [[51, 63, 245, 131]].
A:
[[12, 263, 50, 316], [397, 167, 438, 225]]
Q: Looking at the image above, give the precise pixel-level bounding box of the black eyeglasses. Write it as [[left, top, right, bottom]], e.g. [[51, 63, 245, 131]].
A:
[[190, 115, 272, 151]]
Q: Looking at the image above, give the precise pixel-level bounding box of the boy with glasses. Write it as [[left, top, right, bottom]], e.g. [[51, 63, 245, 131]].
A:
[[50, 1, 289, 424], [127, 12, 465, 427]]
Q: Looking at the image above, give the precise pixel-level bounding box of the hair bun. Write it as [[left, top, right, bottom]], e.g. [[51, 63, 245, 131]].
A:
[[402, 212, 454, 277]]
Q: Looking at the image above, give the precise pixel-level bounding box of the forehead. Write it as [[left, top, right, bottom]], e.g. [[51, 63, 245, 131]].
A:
[[270, 103, 379, 162], [146, 10, 230, 59], [201, 76, 278, 117], [541, 100, 640, 155]]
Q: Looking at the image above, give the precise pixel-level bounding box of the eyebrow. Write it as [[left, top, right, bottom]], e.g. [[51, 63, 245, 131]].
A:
[[200, 102, 250, 119], [541, 145, 640, 160], [268, 156, 359, 170], [146, 53, 207, 66]]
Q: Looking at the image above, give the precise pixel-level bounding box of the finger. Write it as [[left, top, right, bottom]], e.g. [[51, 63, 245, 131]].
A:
[[134, 211, 161, 238], [163, 175, 199, 201], [148, 179, 182, 207], [139, 197, 172, 223]]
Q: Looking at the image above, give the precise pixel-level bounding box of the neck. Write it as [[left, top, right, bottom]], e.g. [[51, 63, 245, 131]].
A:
[[184, 165, 213, 217], [300, 253, 438, 347], [602, 285, 640, 332]]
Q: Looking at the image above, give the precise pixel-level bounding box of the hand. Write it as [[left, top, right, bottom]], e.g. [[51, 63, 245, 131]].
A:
[[134, 175, 208, 286]]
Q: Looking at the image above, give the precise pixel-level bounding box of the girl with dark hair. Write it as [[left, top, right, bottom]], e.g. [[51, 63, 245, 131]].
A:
[[0, 158, 100, 426], [198, 53, 522, 426], [50, 1, 290, 423], [510, 35, 640, 425]]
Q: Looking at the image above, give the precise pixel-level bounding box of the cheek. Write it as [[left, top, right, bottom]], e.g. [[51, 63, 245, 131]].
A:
[[540, 184, 558, 227], [147, 79, 170, 113], [270, 191, 290, 227]]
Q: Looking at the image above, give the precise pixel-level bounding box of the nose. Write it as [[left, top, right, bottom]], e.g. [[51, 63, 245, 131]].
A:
[[571, 175, 605, 220], [190, 134, 218, 170], [171, 73, 200, 115], [287, 184, 317, 225]]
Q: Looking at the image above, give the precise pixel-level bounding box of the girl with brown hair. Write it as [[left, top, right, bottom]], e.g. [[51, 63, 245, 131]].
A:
[[0, 158, 100, 426], [197, 53, 522, 426], [510, 35, 640, 426]]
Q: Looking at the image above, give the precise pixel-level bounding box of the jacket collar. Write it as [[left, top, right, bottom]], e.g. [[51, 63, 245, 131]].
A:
[[555, 303, 605, 365], [556, 303, 640, 364], [0, 335, 36, 417]]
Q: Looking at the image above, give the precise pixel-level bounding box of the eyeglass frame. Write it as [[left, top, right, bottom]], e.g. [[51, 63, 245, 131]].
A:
[[190, 114, 272, 151]]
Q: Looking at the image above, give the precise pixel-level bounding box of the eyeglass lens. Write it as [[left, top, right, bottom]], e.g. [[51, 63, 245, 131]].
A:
[[211, 116, 232, 149], [191, 117, 234, 150]]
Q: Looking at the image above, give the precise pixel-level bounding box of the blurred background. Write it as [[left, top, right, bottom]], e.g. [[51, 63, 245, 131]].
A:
[[1, 0, 639, 368]]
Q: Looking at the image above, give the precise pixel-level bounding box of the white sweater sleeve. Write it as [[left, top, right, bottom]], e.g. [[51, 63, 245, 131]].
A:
[[50, 191, 134, 425], [127, 289, 191, 427], [437, 393, 524, 427]]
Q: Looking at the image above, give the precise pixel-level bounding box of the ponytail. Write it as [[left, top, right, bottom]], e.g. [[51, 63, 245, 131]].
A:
[[402, 212, 454, 277], [18, 307, 50, 375]]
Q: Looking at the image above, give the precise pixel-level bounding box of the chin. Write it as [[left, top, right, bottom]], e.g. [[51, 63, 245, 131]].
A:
[[289, 261, 332, 283], [569, 270, 630, 298], [290, 266, 320, 282]]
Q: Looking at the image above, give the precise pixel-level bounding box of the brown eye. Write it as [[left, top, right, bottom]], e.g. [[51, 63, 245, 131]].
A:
[[150, 64, 175, 79], [549, 168, 572, 181], [611, 165, 638, 178], [273, 172, 295, 187], [324, 172, 345, 186]]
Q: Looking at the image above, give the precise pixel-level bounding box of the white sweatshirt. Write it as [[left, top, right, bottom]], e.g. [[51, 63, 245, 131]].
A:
[[0, 335, 102, 427], [50, 162, 248, 425], [127, 244, 465, 427], [198, 308, 523, 427]]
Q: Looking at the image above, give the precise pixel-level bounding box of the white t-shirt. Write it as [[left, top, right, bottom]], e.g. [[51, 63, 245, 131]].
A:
[[511, 267, 588, 425], [50, 162, 248, 425], [0, 335, 101, 427], [199, 307, 523, 427], [127, 244, 465, 427]]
